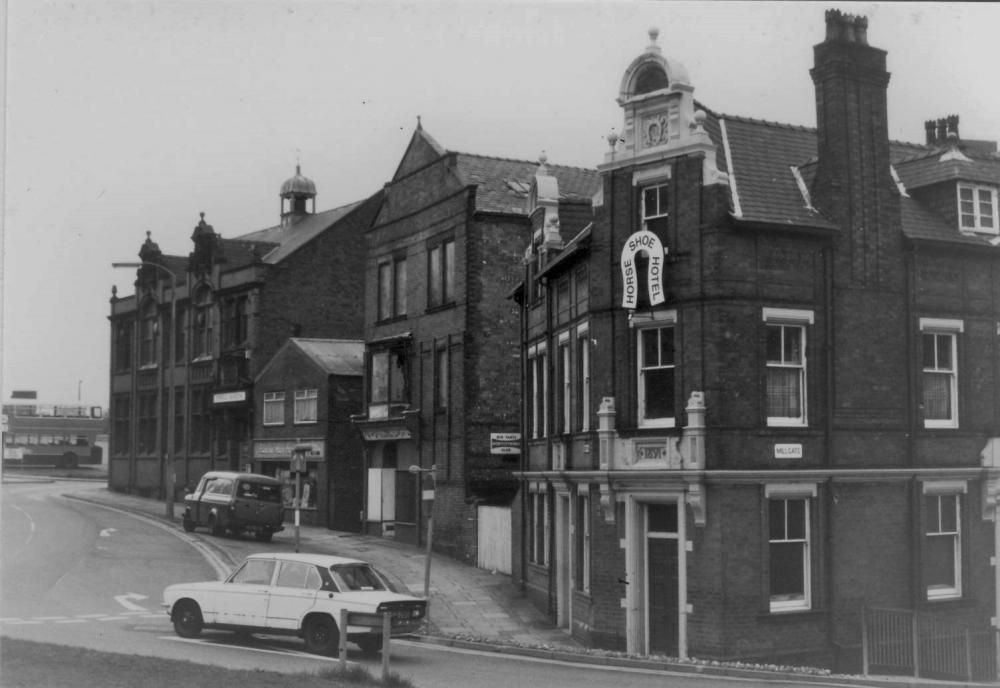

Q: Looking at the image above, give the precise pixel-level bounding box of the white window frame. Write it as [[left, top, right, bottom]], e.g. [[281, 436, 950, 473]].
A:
[[529, 483, 550, 566], [263, 391, 285, 426], [922, 480, 965, 600], [641, 182, 669, 231], [957, 184, 998, 234], [765, 483, 816, 613], [293, 388, 318, 424], [577, 323, 591, 432], [528, 343, 547, 439], [920, 318, 962, 429], [558, 331, 571, 434], [763, 308, 813, 428], [636, 310, 677, 429]]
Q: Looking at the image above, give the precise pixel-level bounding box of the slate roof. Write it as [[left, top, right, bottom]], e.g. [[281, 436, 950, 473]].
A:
[[706, 112, 835, 230], [451, 153, 601, 216], [234, 200, 366, 264], [893, 147, 1000, 189], [290, 338, 365, 377]]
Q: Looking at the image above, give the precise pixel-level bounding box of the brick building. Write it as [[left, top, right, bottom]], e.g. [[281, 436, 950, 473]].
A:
[[351, 125, 599, 564], [514, 14, 1000, 674], [108, 166, 382, 526], [252, 338, 365, 531]]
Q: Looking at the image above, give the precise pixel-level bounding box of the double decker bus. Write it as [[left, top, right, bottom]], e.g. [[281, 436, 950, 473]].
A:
[[2, 391, 107, 468]]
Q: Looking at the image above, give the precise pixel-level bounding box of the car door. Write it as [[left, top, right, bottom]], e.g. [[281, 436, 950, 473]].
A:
[[214, 558, 276, 628], [265, 561, 324, 630]]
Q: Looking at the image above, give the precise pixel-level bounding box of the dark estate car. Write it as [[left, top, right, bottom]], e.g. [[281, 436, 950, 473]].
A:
[[182, 471, 285, 542]]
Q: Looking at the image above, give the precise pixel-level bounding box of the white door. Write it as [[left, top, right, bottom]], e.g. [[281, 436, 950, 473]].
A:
[[266, 561, 323, 630], [215, 558, 275, 626], [477, 506, 512, 574]]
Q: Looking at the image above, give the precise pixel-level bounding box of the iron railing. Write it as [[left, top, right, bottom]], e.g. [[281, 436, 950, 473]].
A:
[[862, 605, 998, 682]]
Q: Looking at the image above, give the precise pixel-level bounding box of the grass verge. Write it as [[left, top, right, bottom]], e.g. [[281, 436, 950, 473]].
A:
[[0, 637, 415, 688]]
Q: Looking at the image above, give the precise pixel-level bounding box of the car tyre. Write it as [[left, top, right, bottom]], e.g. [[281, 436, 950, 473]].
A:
[[356, 636, 383, 655], [208, 515, 223, 537], [254, 530, 273, 543], [182, 514, 196, 532], [303, 616, 339, 655], [172, 601, 203, 639]]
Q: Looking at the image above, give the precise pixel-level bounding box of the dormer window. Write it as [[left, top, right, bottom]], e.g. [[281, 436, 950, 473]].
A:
[[958, 184, 998, 233]]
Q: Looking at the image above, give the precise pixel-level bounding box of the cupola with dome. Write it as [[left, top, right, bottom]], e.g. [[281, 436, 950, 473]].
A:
[[280, 163, 317, 226], [599, 28, 726, 187]]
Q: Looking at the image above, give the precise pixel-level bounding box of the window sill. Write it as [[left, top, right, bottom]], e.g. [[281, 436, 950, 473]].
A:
[[262, 422, 285, 427], [138, 364, 159, 371], [375, 314, 408, 325], [923, 421, 959, 430], [293, 421, 318, 426], [767, 419, 808, 428], [758, 607, 826, 622]]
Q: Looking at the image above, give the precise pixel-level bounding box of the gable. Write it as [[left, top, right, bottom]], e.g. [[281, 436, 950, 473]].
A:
[[392, 127, 447, 181]]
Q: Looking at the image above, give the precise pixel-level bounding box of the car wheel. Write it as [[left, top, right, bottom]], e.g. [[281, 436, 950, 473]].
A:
[[172, 601, 203, 639], [208, 515, 223, 537], [356, 636, 383, 655], [302, 616, 339, 655], [254, 530, 273, 543], [182, 514, 196, 532], [61, 452, 79, 469]]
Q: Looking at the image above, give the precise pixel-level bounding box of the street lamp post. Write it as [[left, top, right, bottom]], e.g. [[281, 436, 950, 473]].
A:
[[113, 261, 178, 520], [408, 464, 436, 602]]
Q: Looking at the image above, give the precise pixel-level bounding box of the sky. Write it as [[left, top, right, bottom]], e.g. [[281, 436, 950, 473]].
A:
[[2, 1, 998, 407]]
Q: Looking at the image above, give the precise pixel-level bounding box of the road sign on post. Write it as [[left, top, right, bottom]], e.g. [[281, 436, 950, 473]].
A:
[[291, 444, 311, 553]]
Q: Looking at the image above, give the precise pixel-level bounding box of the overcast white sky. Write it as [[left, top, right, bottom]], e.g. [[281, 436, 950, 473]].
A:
[[2, 1, 998, 406]]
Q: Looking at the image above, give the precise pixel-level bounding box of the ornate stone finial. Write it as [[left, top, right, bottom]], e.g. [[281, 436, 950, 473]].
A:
[[417, 115, 422, 130], [648, 27, 659, 44], [692, 109, 707, 132], [607, 128, 619, 151], [200, 211, 205, 222], [538, 150, 548, 166], [146, 230, 151, 240], [111, 284, 118, 298]]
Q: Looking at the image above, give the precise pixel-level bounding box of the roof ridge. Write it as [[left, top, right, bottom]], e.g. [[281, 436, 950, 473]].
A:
[[714, 112, 816, 134], [449, 150, 597, 174]]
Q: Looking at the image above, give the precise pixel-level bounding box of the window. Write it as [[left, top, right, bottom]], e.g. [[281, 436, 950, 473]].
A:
[[294, 389, 318, 424], [173, 388, 185, 455], [642, 183, 669, 236], [958, 184, 998, 233], [528, 344, 548, 439], [637, 324, 675, 427], [263, 391, 285, 426], [229, 559, 275, 586], [173, 306, 186, 363], [558, 335, 571, 433], [766, 484, 814, 612], [190, 387, 211, 454], [428, 238, 455, 308], [113, 321, 133, 373], [921, 319, 962, 428], [139, 300, 159, 367], [378, 256, 407, 321], [137, 393, 157, 455], [435, 346, 449, 412], [111, 395, 130, 455], [577, 326, 591, 432], [556, 276, 571, 324], [763, 308, 813, 427], [276, 562, 322, 590], [192, 287, 214, 360], [575, 489, 591, 592], [369, 348, 408, 407], [221, 296, 249, 349], [923, 487, 963, 600], [528, 486, 550, 566]]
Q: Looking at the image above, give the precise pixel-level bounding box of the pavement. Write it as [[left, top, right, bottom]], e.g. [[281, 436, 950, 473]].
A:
[[3, 467, 994, 687]]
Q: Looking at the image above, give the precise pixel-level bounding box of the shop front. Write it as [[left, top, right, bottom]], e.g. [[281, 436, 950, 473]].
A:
[[252, 438, 325, 527]]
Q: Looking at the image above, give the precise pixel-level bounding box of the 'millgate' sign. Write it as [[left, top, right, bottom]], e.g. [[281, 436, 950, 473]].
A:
[[620, 230, 666, 309]]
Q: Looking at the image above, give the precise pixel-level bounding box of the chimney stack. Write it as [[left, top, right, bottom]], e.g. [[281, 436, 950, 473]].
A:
[[923, 115, 961, 146], [811, 9, 899, 288]]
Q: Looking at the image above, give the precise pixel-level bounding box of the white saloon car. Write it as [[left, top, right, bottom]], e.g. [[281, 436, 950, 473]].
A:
[[162, 553, 427, 655]]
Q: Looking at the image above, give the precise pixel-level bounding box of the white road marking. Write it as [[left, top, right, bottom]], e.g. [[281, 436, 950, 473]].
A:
[[55, 619, 89, 624], [159, 636, 359, 665], [114, 592, 149, 611], [100, 528, 116, 537], [10, 505, 35, 546]]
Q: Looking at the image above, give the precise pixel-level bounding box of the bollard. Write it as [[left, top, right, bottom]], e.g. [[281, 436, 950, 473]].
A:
[[339, 609, 348, 669], [381, 612, 391, 680]]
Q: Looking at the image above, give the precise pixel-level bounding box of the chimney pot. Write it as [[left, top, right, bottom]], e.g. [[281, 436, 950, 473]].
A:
[[925, 120, 937, 145]]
